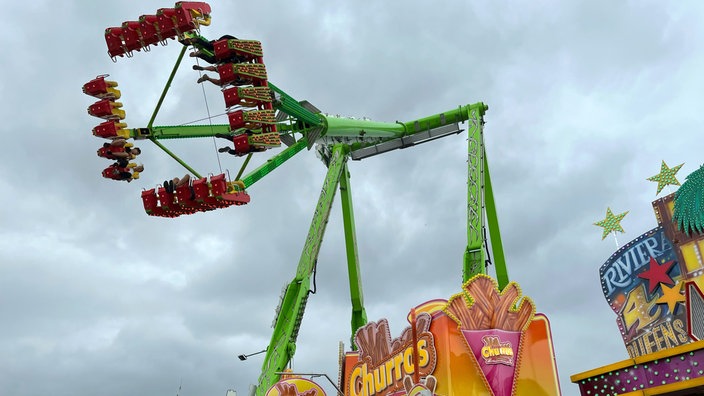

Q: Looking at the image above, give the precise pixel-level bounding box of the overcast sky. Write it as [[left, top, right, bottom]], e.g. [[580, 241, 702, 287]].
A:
[[1, 1, 703, 395]]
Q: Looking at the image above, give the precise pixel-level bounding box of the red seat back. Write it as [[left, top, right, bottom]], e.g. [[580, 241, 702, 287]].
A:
[[87, 99, 114, 119], [93, 120, 120, 139], [83, 76, 108, 98], [157, 187, 176, 210], [222, 87, 241, 109], [175, 185, 200, 214], [233, 134, 250, 155], [121, 21, 143, 52], [212, 40, 233, 61], [227, 110, 245, 130], [192, 177, 209, 200], [104, 27, 126, 58], [172, 6, 195, 32], [216, 64, 237, 85], [210, 174, 227, 197], [141, 189, 158, 212], [175, 2, 212, 16], [138, 15, 161, 46], [156, 8, 179, 40], [174, 2, 211, 31]]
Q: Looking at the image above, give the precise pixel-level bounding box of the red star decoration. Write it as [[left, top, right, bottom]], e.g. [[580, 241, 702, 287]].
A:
[[637, 257, 675, 293]]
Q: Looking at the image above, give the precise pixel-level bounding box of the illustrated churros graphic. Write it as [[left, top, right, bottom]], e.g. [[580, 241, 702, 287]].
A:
[[443, 274, 536, 396], [355, 314, 432, 364], [443, 274, 535, 332]]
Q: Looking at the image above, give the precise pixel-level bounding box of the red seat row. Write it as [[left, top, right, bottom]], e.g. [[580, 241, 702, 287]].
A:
[[141, 174, 249, 217], [105, 1, 211, 59], [203, 33, 278, 147], [216, 63, 277, 134], [213, 46, 278, 135], [83, 76, 130, 139]]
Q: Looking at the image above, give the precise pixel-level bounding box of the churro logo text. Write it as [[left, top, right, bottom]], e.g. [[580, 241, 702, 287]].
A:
[[480, 335, 514, 366], [347, 313, 437, 396]]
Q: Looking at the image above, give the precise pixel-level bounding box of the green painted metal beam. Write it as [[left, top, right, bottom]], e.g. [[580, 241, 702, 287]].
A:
[[148, 138, 202, 179], [484, 155, 509, 289], [148, 46, 187, 129], [338, 102, 488, 154], [402, 102, 487, 133], [268, 81, 321, 126], [132, 124, 232, 139], [255, 145, 347, 395], [235, 153, 253, 181], [321, 116, 405, 139], [240, 138, 307, 188], [339, 162, 367, 349], [463, 105, 487, 282]]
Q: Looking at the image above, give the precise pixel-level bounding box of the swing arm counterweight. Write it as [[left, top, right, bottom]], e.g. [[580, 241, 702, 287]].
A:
[[256, 145, 347, 395]]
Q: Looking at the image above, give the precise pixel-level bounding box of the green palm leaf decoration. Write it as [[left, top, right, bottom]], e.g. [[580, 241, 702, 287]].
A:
[[673, 164, 704, 235]]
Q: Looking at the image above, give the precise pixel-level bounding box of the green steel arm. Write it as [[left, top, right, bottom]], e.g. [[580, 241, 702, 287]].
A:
[[148, 138, 202, 179], [335, 102, 489, 152], [321, 116, 406, 139], [240, 138, 308, 188], [463, 105, 488, 282], [148, 46, 187, 129], [234, 153, 253, 181], [256, 145, 348, 395], [268, 82, 322, 126], [338, 162, 367, 349], [401, 104, 486, 133], [483, 155, 509, 289], [131, 124, 232, 139]]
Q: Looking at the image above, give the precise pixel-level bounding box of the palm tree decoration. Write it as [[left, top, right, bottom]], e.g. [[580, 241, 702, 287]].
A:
[[673, 164, 704, 235]]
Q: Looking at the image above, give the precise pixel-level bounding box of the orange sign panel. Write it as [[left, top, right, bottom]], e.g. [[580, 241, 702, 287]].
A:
[[341, 276, 561, 396]]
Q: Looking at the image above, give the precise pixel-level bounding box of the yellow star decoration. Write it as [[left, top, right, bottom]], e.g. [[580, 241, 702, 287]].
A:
[[594, 207, 628, 240], [647, 160, 684, 195], [655, 281, 685, 314]]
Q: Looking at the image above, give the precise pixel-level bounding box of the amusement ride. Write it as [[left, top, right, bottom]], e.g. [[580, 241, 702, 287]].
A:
[[83, 3, 704, 396]]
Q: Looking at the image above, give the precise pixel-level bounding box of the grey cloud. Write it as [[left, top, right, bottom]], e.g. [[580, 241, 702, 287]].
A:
[[2, 1, 704, 395]]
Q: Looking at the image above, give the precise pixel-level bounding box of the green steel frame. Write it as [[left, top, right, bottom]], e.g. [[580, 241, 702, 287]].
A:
[[339, 162, 368, 347], [131, 35, 510, 393], [256, 144, 347, 394]]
